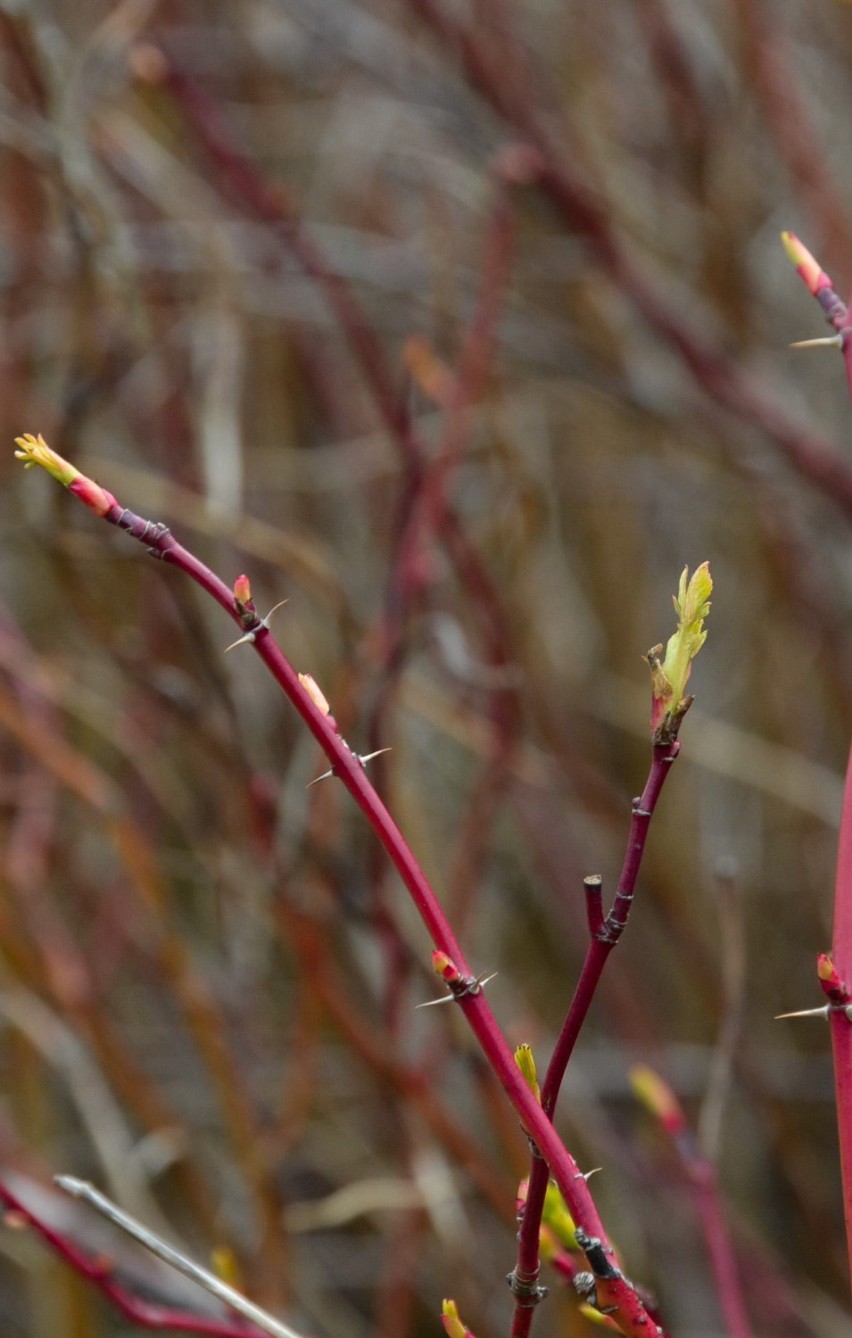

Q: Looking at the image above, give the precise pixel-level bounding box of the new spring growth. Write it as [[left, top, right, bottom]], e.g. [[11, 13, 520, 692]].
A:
[[441, 1299, 475, 1338], [818, 952, 851, 1005], [210, 1246, 242, 1289], [542, 1181, 578, 1251], [233, 574, 255, 617], [575, 1302, 617, 1329], [514, 1043, 541, 1138], [14, 433, 118, 517], [646, 561, 712, 743], [432, 950, 463, 986], [781, 231, 850, 350], [781, 231, 833, 297], [514, 1044, 541, 1104], [298, 673, 331, 717], [630, 1064, 687, 1138]]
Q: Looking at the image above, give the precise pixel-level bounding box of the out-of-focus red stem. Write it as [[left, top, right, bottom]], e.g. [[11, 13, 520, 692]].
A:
[[406, 0, 852, 523], [632, 1073, 753, 1338], [734, 0, 852, 267], [0, 1180, 268, 1337], [689, 1164, 754, 1338], [831, 746, 852, 1291], [155, 56, 413, 462], [783, 231, 852, 411], [102, 503, 663, 1337]]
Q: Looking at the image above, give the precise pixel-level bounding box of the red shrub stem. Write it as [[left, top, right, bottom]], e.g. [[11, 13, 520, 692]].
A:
[[407, 0, 852, 525], [104, 503, 664, 1336], [831, 745, 852, 1290], [0, 1180, 268, 1337], [511, 742, 678, 1338], [690, 1165, 754, 1338]]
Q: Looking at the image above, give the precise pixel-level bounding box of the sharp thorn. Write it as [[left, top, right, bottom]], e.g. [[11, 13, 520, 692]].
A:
[[224, 631, 256, 652], [262, 599, 290, 624], [358, 748, 393, 766], [774, 1005, 830, 1019], [788, 335, 843, 350]]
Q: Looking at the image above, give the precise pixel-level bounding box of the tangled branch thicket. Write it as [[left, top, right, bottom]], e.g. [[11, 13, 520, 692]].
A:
[[2, 2, 852, 1335]]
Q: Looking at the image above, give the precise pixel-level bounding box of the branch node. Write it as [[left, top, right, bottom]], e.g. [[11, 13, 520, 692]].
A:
[[506, 1269, 548, 1307], [416, 970, 498, 1009]]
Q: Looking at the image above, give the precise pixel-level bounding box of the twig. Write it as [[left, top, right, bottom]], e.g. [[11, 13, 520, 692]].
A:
[[0, 1178, 272, 1338], [14, 435, 666, 1338], [509, 563, 710, 1337], [405, 0, 852, 524], [698, 860, 746, 1162], [55, 1177, 306, 1338], [781, 231, 852, 405], [827, 747, 852, 1292], [631, 1067, 754, 1338], [510, 743, 678, 1338]]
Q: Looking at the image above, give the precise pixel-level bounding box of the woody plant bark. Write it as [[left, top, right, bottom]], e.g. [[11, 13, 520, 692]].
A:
[[782, 232, 852, 1295], [509, 565, 712, 1338], [13, 432, 677, 1337]]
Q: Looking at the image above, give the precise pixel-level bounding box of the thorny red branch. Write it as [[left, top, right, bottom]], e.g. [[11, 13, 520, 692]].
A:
[[782, 231, 852, 403], [13, 433, 668, 1337]]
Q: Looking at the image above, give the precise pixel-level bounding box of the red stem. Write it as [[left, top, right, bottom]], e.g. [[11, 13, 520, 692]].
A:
[[0, 1179, 267, 1337], [106, 504, 665, 1337], [831, 744, 852, 1290], [690, 1164, 754, 1338], [511, 742, 678, 1337], [406, 0, 852, 525]]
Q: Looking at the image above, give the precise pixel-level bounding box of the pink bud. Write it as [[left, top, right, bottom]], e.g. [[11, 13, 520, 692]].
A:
[[233, 574, 252, 606], [781, 231, 833, 296], [432, 950, 461, 984], [68, 475, 118, 518], [298, 673, 331, 717], [817, 952, 849, 1003]]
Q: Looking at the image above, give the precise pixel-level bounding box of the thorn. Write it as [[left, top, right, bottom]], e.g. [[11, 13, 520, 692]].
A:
[[357, 747, 392, 767], [582, 1167, 602, 1181], [415, 970, 498, 1009], [775, 1004, 830, 1019], [788, 335, 843, 350], [307, 746, 392, 787], [224, 630, 257, 652], [224, 600, 289, 652], [263, 599, 289, 622]]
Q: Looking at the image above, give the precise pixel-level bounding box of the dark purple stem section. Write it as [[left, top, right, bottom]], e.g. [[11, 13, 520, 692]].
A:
[[510, 743, 678, 1338], [106, 505, 664, 1338]]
